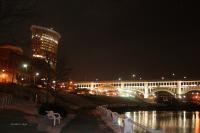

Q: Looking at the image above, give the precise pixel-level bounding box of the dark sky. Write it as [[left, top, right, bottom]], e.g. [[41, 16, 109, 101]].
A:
[[0, 0, 200, 81]]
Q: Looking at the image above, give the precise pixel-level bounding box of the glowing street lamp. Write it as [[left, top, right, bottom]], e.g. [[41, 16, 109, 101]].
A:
[[36, 72, 39, 76], [22, 64, 28, 73], [34, 72, 40, 85], [22, 63, 28, 68], [172, 73, 175, 79]]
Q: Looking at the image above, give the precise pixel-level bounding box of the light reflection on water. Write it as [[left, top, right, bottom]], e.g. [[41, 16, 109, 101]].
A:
[[124, 111, 200, 133]]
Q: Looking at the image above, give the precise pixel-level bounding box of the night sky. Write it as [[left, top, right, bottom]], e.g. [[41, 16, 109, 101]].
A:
[[0, 0, 200, 81]]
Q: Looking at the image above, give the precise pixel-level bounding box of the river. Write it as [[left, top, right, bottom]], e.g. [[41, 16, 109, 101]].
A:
[[123, 111, 200, 133]]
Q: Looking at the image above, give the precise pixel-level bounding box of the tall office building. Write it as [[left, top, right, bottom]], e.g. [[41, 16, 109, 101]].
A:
[[30, 25, 61, 70]]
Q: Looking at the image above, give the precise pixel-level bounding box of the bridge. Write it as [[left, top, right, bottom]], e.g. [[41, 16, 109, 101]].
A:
[[75, 80, 200, 98]]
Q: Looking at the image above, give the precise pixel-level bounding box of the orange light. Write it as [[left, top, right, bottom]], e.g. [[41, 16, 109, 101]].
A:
[[1, 74, 6, 78]]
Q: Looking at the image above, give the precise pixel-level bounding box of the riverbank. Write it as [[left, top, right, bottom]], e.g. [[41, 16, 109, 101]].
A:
[[108, 102, 200, 113]]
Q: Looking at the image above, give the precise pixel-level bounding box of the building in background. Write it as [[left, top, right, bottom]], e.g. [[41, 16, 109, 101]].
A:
[[30, 25, 61, 70], [0, 45, 30, 83]]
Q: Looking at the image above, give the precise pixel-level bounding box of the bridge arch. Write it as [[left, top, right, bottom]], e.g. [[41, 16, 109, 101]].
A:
[[97, 84, 116, 90], [96, 84, 118, 95], [182, 88, 200, 94], [150, 88, 175, 96]]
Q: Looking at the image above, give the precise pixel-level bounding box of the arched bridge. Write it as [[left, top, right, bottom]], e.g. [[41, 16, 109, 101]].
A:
[[75, 80, 200, 98]]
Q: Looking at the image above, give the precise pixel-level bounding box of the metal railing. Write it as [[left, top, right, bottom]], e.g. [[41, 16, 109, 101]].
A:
[[0, 93, 13, 110], [96, 105, 164, 133]]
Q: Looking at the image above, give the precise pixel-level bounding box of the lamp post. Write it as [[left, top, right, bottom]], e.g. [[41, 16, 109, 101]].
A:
[[22, 63, 29, 84], [33, 72, 39, 103], [172, 73, 175, 79], [22, 64, 28, 71], [34, 72, 39, 85], [132, 74, 136, 80]]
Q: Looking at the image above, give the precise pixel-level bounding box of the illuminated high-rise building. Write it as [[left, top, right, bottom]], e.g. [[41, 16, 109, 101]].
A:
[[30, 25, 61, 70]]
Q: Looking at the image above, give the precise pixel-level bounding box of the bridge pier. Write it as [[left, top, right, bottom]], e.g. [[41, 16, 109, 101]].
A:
[[144, 82, 149, 98], [176, 81, 182, 99]]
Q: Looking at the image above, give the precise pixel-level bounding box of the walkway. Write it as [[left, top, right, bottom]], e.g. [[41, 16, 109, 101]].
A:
[[61, 109, 114, 133], [0, 110, 41, 133]]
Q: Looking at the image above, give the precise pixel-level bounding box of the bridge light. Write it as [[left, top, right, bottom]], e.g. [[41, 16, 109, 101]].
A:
[[161, 77, 165, 80]]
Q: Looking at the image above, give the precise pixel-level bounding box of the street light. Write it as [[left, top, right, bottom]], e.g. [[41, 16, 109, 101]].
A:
[[36, 72, 39, 76], [161, 77, 165, 80], [22, 64, 29, 83], [34, 72, 40, 85], [172, 73, 175, 79], [132, 74, 136, 78], [22, 64, 28, 73], [22, 63, 28, 69]]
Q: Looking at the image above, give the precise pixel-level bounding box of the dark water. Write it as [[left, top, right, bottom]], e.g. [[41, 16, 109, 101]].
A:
[[124, 111, 200, 133]]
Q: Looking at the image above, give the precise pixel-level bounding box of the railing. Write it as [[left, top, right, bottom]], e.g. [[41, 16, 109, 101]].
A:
[[96, 105, 164, 133], [0, 93, 13, 110]]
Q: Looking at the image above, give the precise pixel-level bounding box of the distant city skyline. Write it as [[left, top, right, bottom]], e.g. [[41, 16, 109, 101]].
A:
[[0, 0, 200, 81]]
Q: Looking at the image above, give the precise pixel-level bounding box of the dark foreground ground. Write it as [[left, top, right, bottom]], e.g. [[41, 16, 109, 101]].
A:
[[61, 109, 114, 133], [0, 110, 42, 133]]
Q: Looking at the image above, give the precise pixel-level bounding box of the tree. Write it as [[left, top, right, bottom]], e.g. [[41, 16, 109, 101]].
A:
[[56, 55, 71, 82]]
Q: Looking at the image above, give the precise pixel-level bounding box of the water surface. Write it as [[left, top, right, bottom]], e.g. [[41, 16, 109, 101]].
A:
[[124, 111, 200, 133]]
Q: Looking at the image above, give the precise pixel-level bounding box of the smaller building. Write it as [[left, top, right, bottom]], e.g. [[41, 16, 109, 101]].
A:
[[0, 45, 30, 84]]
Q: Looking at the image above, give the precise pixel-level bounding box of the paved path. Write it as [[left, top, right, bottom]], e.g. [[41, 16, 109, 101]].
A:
[[61, 109, 114, 133], [0, 110, 42, 133]]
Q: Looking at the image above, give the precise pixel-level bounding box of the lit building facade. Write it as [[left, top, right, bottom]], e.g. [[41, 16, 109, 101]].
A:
[[30, 25, 61, 70], [0, 45, 30, 83]]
